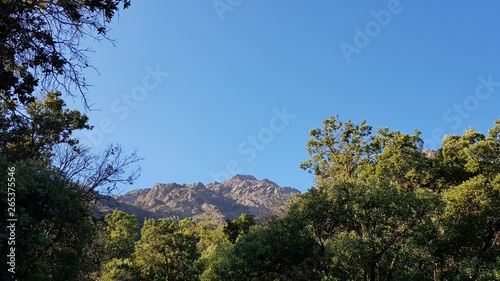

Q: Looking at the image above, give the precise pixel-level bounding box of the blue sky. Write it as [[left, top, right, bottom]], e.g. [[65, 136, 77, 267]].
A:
[[74, 0, 500, 193]]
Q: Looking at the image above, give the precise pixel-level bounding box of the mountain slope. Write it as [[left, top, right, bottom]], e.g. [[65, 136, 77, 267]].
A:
[[100, 174, 300, 222]]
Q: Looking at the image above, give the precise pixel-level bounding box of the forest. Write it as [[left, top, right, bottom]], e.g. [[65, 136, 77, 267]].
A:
[[1, 1, 500, 280]]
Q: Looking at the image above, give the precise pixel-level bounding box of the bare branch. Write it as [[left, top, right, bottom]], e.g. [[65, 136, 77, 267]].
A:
[[51, 143, 143, 201]]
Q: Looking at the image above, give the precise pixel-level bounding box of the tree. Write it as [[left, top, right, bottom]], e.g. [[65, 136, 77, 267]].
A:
[[0, 2, 142, 280], [429, 123, 500, 279], [300, 115, 438, 190], [51, 142, 142, 201], [134, 218, 201, 281], [103, 210, 140, 261], [202, 214, 321, 281], [324, 182, 439, 281], [359, 128, 436, 190], [200, 117, 500, 280], [436, 124, 500, 189], [433, 174, 500, 280], [100, 258, 141, 281], [0, 0, 131, 107], [300, 115, 373, 185], [299, 116, 500, 280], [98, 211, 140, 281], [0, 91, 90, 163], [200, 242, 238, 281], [223, 214, 256, 243], [0, 90, 142, 197], [0, 91, 141, 281], [0, 156, 98, 281]]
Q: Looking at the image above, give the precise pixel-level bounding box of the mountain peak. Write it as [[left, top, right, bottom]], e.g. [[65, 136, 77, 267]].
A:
[[228, 174, 257, 181]]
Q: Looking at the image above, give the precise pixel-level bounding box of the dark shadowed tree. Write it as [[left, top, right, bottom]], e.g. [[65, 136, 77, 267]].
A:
[[0, 156, 96, 280], [223, 214, 256, 244], [0, 0, 131, 107]]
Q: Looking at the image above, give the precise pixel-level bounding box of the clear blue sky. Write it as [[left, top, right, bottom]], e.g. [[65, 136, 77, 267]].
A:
[[73, 0, 500, 193]]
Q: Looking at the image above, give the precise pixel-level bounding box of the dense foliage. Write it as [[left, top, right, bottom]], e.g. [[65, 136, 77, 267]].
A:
[[0, 1, 138, 280], [25, 117, 494, 281], [195, 117, 499, 281]]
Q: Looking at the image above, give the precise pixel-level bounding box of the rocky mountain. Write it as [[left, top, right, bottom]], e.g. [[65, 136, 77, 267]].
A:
[[99, 174, 301, 222]]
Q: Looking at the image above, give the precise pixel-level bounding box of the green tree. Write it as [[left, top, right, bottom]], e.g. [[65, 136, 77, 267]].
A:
[[104, 210, 140, 261], [0, 91, 90, 163], [0, 156, 97, 281], [200, 242, 238, 281], [134, 218, 201, 281], [434, 175, 500, 279], [223, 214, 256, 243], [299, 117, 500, 280], [98, 211, 140, 281], [300, 115, 438, 190], [324, 182, 439, 281], [0, 2, 141, 280], [0, 91, 141, 281], [359, 128, 436, 190], [199, 117, 500, 280], [436, 124, 500, 188], [202, 214, 321, 281], [300, 115, 373, 185], [100, 258, 141, 281], [429, 123, 500, 279], [194, 219, 228, 277]]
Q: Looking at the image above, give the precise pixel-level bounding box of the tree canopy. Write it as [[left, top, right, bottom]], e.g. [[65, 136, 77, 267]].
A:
[[0, 2, 140, 280], [0, 0, 131, 107], [200, 117, 500, 280]]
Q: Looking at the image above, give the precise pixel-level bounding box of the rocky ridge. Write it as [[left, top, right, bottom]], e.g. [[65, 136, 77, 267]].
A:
[[100, 174, 301, 222]]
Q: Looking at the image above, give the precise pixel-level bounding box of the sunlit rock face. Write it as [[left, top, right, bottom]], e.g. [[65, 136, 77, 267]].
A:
[[100, 174, 300, 222]]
